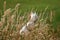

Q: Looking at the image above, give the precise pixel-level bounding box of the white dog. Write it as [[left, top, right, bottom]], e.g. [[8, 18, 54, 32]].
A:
[[19, 12, 38, 36]]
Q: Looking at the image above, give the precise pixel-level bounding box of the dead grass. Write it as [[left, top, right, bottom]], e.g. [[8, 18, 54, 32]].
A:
[[0, 1, 59, 40]]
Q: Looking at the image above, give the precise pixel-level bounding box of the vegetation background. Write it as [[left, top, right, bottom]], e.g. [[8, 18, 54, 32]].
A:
[[0, 0, 60, 40], [0, 0, 60, 24]]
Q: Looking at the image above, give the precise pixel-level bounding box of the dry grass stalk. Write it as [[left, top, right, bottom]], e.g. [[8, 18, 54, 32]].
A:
[[15, 3, 20, 15], [15, 3, 20, 10], [2, 23, 9, 32], [0, 21, 3, 27], [3, 8, 11, 17], [3, 1, 6, 11], [50, 11, 53, 22]]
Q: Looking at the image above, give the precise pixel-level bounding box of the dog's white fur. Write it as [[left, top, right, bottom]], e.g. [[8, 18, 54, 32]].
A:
[[19, 12, 38, 35], [30, 12, 38, 22]]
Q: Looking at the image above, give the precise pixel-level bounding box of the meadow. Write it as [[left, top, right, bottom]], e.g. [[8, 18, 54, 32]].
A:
[[0, 0, 60, 40], [0, 0, 60, 25]]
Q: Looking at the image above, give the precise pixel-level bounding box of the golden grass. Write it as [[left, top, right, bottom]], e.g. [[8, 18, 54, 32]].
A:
[[0, 1, 59, 40]]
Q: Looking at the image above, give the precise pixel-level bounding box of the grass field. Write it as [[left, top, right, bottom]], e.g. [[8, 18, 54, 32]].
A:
[[0, 0, 60, 24], [0, 0, 60, 40]]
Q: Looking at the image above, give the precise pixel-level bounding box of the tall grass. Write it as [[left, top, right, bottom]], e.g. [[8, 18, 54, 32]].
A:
[[0, 1, 59, 40]]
